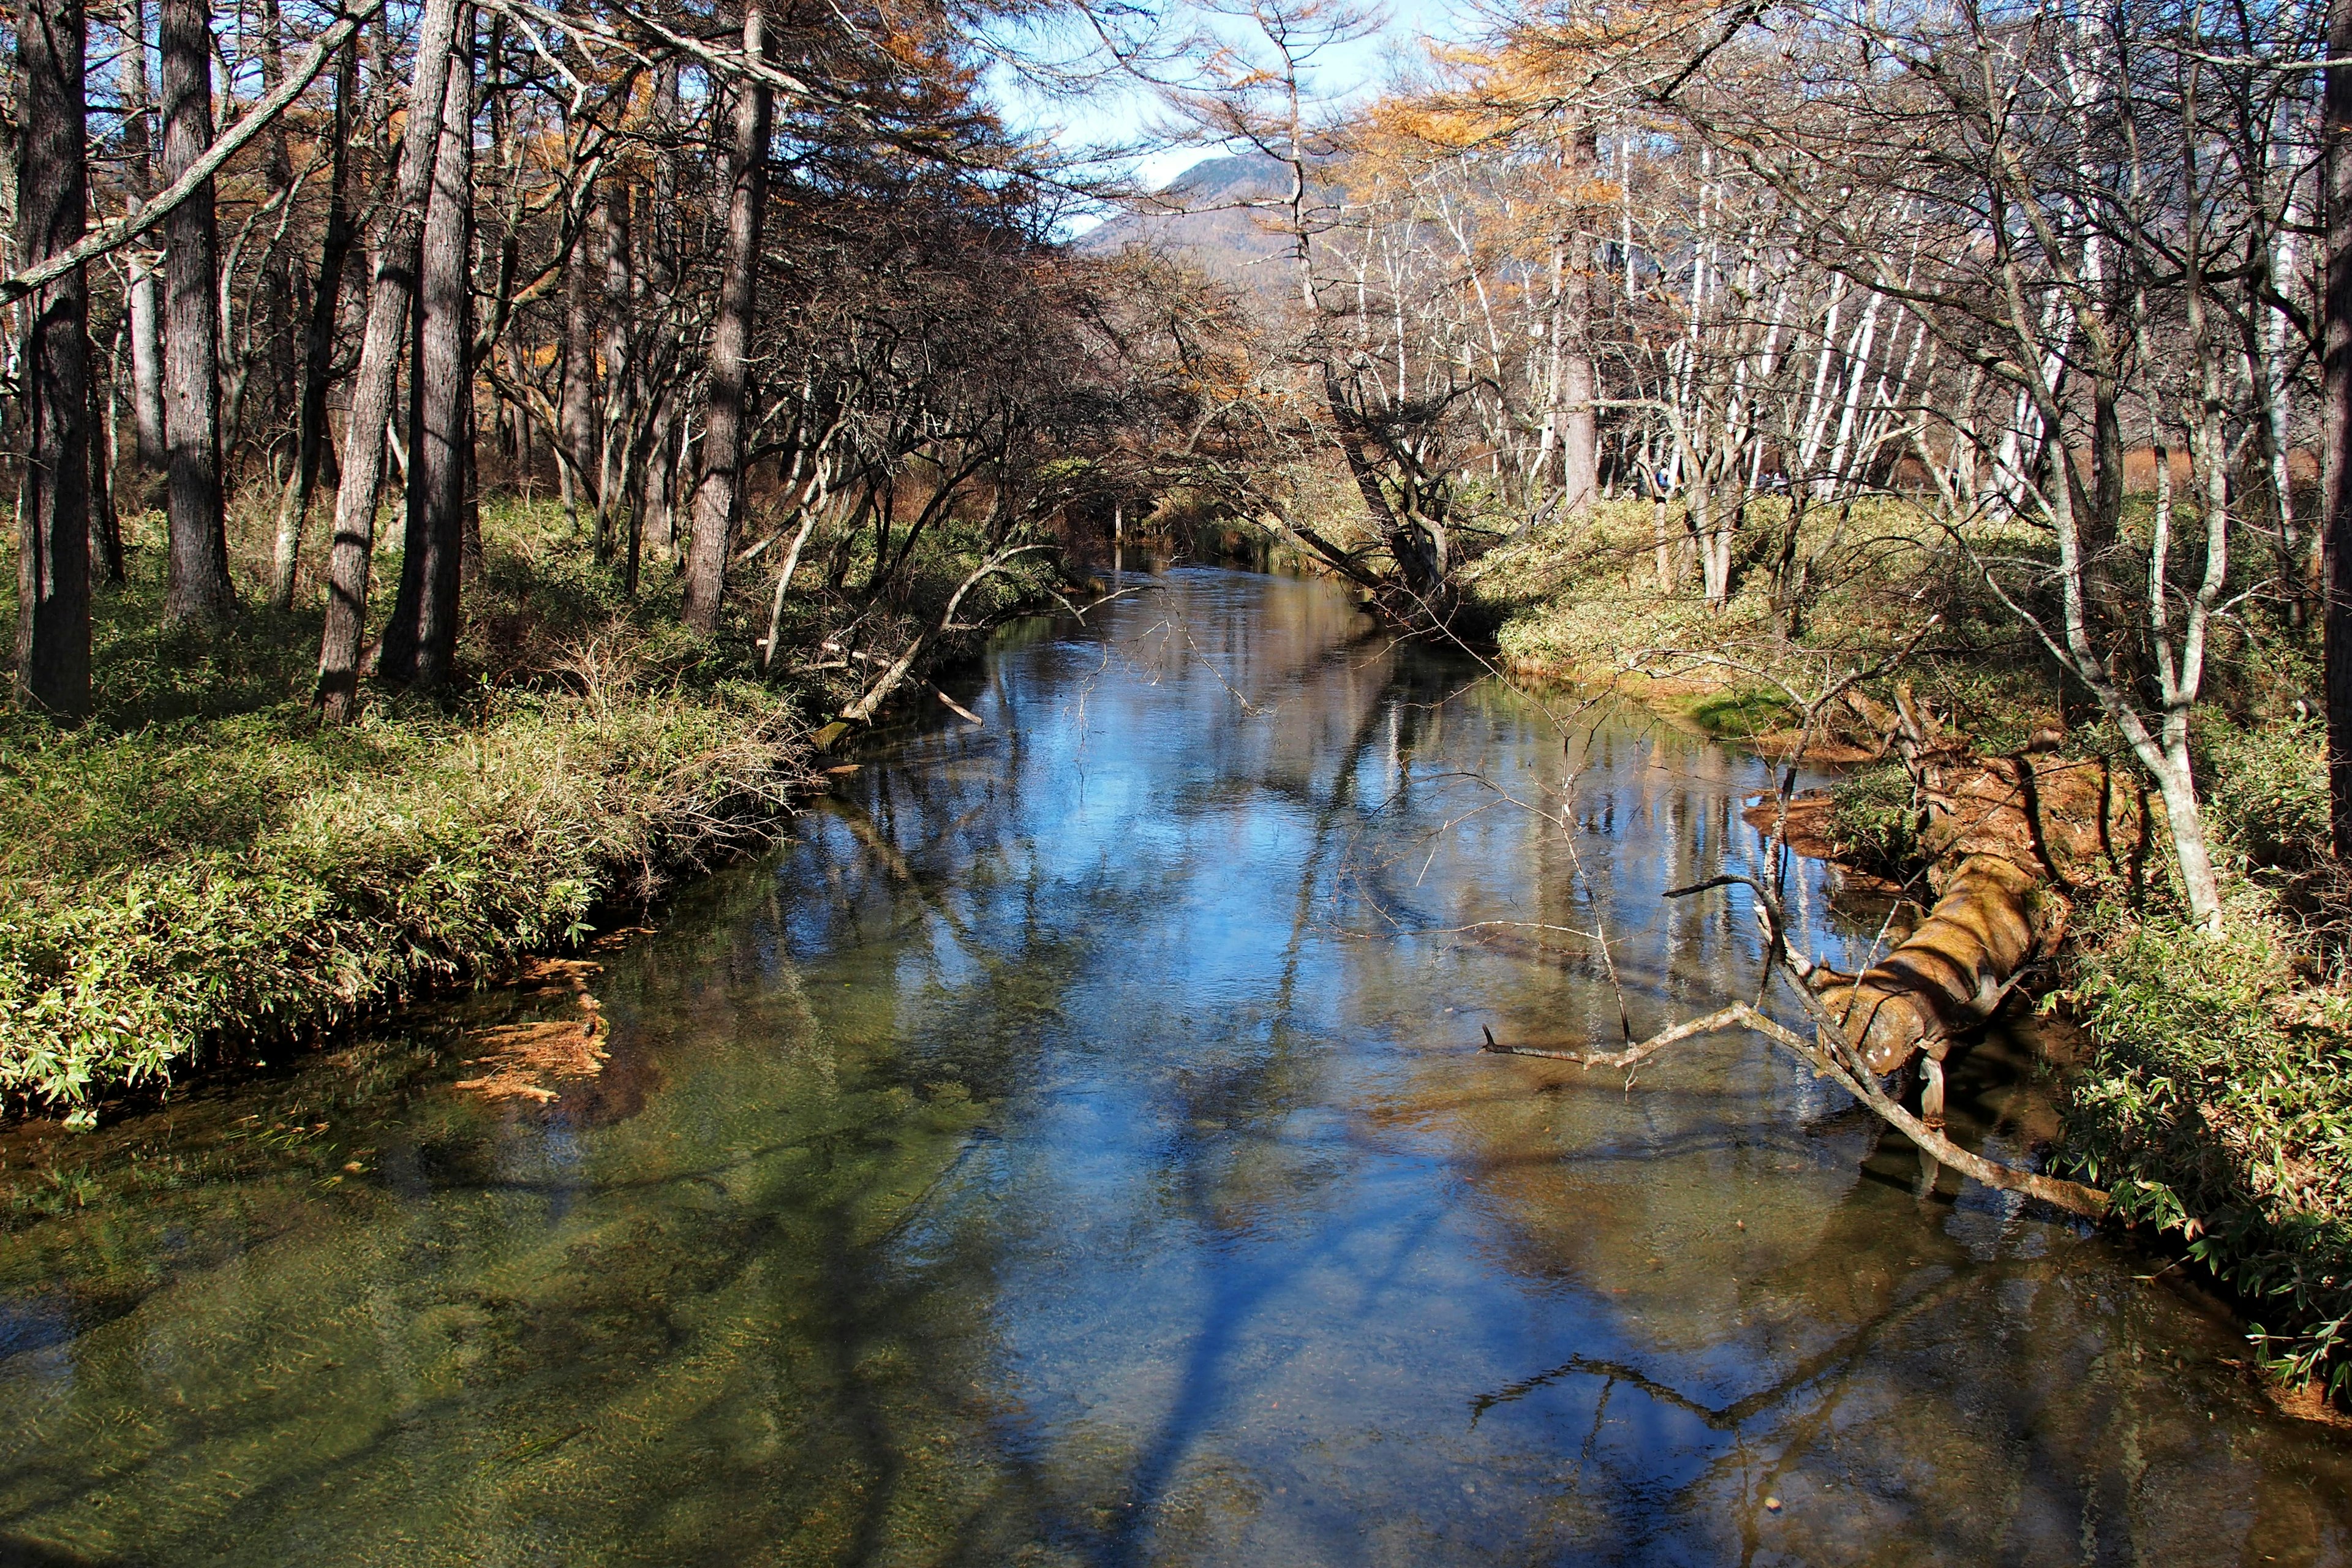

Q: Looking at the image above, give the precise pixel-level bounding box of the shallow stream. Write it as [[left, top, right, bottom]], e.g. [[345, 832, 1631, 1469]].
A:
[[4, 567, 2348, 1566]]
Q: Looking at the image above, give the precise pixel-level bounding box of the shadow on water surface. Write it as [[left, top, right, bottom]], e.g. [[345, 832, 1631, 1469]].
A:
[[3, 567, 2350, 1567]]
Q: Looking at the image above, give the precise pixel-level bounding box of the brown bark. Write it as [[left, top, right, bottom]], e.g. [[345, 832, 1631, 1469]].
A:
[[88, 356, 124, 585], [680, 3, 773, 636], [1558, 123, 1599, 513], [128, 266, 167, 469], [2328, 0, 2352, 856], [559, 214, 595, 529], [252, 0, 299, 435], [1813, 854, 2052, 1074], [158, 0, 235, 625], [378, 15, 473, 690], [634, 63, 682, 575], [314, 0, 464, 718], [119, 0, 167, 473], [598, 181, 633, 564], [270, 36, 357, 609], [14, 0, 92, 717]]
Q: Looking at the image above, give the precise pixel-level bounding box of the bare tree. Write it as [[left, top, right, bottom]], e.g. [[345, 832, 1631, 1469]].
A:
[[314, 0, 465, 719], [2328, 0, 2352, 854], [120, 0, 167, 473], [270, 35, 359, 610], [378, 9, 475, 690]]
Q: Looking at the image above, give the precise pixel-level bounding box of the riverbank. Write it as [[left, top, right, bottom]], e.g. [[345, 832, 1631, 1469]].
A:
[[0, 496, 1054, 1124], [1466, 496, 2352, 1398], [9, 563, 2337, 1564]]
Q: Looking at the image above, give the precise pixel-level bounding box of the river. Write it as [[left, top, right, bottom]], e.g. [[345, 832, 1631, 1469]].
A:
[[2, 567, 2347, 1566]]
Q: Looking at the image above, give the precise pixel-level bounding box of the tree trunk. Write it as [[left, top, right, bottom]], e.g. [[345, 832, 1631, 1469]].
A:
[[597, 181, 633, 559], [634, 62, 681, 575], [119, 0, 167, 473], [1814, 855, 2051, 1074], [314, 0, 463, 719], [270, 34, 357, 609], [2329, 0, 2352, 856], [252, 0, 299, 442], [377, 12, 472, 690], [14, 0, 92, 718], [1558, 124, 1599, 513], [158, 0, 235, 625], [559, 215, 595, 533], [680, 2, 772, 636], [128, 266, 167, 469], [88, 353, 124, 585]]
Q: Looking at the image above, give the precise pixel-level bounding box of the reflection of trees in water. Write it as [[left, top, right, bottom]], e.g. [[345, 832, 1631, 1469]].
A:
[[1464, 1148, 2350, 1564], [0, 841, 1084, 1563], [17, 568, 2347, 1565]]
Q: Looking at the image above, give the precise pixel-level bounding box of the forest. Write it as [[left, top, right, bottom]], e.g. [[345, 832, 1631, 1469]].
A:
[[8, 0, 2352, 1429]]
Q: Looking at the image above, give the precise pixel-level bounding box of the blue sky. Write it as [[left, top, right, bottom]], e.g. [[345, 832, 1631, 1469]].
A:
[[988, 0, 1473, 228]]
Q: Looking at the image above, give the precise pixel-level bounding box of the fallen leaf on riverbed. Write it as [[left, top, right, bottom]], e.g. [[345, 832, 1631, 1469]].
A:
[[518, 956, 602, 989], [452, 1003, 609, 1104]]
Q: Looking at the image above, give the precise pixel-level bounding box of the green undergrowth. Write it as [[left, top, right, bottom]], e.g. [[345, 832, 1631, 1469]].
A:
[[2056, 717, 2352, 1393], [2060, 895, 2352, 1393], [0, 485, 1083, 1120], [1463, 496, 2062, 748], [0, 682, 809, 1119], [1824, 761, 1924, 878], [0, 494, 998, 1119]]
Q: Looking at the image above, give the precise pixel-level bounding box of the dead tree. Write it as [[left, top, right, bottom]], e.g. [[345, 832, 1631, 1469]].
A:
[[1481, 870, 2109, 1219]]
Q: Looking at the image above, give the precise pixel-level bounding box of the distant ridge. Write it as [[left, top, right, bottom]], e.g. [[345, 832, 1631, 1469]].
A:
[[1079, 153, 1300, 300]]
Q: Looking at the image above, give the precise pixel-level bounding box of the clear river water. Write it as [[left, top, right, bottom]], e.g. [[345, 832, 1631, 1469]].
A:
[[3, 567, 2349, 1566]]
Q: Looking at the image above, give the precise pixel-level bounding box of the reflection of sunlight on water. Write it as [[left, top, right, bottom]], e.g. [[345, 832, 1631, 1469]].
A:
[[2, 567, 2348, 1567]]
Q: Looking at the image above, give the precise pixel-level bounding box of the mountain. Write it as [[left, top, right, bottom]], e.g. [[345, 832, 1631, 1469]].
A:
[[1078, 153, 1300, 299]]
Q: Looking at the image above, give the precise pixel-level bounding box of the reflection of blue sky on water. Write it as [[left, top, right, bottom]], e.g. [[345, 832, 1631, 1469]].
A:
[[4, 568, 2346, 1566]]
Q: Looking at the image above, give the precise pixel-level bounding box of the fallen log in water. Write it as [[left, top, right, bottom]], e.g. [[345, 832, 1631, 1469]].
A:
[[1814, 853, 2056, 1076], [1477, 855, 2107, 1218]]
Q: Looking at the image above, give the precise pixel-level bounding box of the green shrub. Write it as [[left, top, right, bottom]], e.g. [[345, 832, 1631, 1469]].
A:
[[2203, 715, 2329, 870], [2060, 902, 2352, 1393]]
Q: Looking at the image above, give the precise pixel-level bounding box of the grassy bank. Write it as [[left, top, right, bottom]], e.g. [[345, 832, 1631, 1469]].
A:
[[2054, 719, 2352, 1392], [0, 496, 1052, 1122], [1468, 493, 2352, 1395], [1461, 496, 2069, 750]]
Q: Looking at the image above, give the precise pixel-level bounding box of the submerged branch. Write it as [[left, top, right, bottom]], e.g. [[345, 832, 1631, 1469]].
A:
[[1482, 1000, 2109, 1219]]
